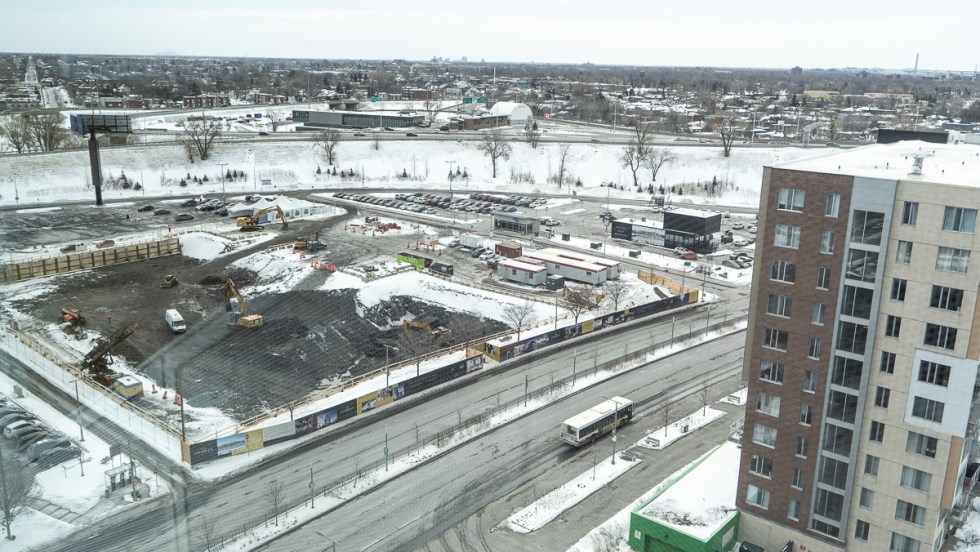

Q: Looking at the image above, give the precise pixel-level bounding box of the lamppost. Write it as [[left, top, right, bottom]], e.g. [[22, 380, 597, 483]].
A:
[[314, 530, 338, 552], [382, 344, 397, 387], [602, 395, 621, 465], [217, 162, 228, 199], [445, 160, 457, 224]]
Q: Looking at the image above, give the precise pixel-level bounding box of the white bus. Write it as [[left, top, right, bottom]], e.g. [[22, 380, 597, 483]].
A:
[[560, 396, 634, 446]]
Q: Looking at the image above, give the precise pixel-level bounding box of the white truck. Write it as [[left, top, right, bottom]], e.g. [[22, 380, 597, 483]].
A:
[[165, 309, 186, 334], [458, 234, 484, 250]]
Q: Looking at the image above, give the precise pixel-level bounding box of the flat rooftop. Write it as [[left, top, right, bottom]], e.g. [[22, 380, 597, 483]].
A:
[[638, 440, 740, 539], [774, 140, 980, 188]]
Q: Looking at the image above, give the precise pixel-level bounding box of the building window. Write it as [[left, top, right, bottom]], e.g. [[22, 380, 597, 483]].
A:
[[869, 421, 885, 443], [906, 432, 938, 458], [840, 285, 874, 319], [855, 519, 870, 541], [803, 370, 817, 392], [936, 246, 970, 273], [846, 249, 879, 282], [800, 404, 813, 426], [774, 224, 802, 249], [895, 500, 926, 527], [826, 193, 841, 218], [778, 188, 806, 212], [890, 532, 921, 552], [788, 500, 801, 520], [792, 467, 804, 489], [763, 327, 789, 351], [860, 487, 875, 508], [746, 484, 770, 509], [752, 423, 777, 447], [901, 466, 932, 493], [918, 361, 951, 387], [880, 351, 896, 374], [851, 210, 884, 245], [930, 285, 964, 311], [891, 278, 907, 302], [811, 519, 840, 538], [766, 294, 793, 318], [942, 206, 977, 233], [807, 338, 822, 360], [837, 321, 869, 354], [748, 454, 773, 478], [818, 456, 848, 489], [831, 356, 863, 390], [884, 315, 902, 338], [895, 241, 913, 264], [924, 323, 957, 350], [811, 303, 826, 325], [814, 488, 845, 522], [796, 436, 809, 458], [816, 267, 831, 290], [902, 201, 919, 226], [770, 259, 797, 284], [823, 424, 853, 456], [911, 397, 945, 423], [820, 231, 836, 254], [759, 360, 785, 384], [865, 454, 880, 477], [827, 390, 859, 424], [875, 386, 891, 408], [756, 392, 781, 417]]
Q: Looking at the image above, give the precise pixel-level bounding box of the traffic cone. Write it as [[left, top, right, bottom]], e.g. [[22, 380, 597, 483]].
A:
[[162, 389, 168, 400], [151, 383, 158, 394], [173, 394, 181, 406]]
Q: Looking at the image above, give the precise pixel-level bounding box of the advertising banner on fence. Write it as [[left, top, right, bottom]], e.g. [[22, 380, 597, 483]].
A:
[[216, 433, 246, 457], [357, 385, 399, 415], [238, 429, 263, 455], [262, 421, 296, 446]]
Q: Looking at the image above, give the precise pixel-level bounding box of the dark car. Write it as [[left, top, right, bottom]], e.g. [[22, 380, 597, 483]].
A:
[[180, 198, 198, 207], [32, 446, 81, 469], [26, 438, 70, 462], [258, 131, 270, 136], [439, 125, 450, 131], [0, 412, 31, 429], [137, 205, 155, 212], [154, 208, 171, 215], [215, 207, 228, 216], [384, 127, 394, 131], [406, 132, 418, 137], [16, 431, 53, 452], [353, 132, 365, 137], [175, 214, 194, 222]]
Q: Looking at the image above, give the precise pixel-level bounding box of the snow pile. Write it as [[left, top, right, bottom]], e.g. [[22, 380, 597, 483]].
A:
[[231, 247, 315, 295], [953, 497, 980, 551], [180, 232, 230, 261], [721, 387, 748, 406], [638, 441, 740, 539], [635, 407, 727, 451]]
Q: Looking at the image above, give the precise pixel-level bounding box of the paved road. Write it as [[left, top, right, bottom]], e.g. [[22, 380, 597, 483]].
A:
[[256, 332, 747, 552]]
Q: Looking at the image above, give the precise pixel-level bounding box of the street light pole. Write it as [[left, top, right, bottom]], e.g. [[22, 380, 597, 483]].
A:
[[217, 162, 228, 199]]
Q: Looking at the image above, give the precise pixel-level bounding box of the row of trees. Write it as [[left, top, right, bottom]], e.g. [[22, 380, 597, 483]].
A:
[[0, 112, 76, 153]]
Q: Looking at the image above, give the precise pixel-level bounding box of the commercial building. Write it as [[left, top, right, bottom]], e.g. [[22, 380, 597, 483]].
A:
[[496, 258, 548, 286], [736, 141, 980, 552], [611, 209, 721, 252], [292, 109, 424, 130]]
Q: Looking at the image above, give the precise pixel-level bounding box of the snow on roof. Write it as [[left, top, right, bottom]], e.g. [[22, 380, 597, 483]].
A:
[[774, 141, 980, 188], [498, 258, 547, 273], [638, 441, 740, 540], [489, 101, 531, 117], [613, 217, 664, 229], [671, 207, 720, 219], [562, 397, 631, 429]]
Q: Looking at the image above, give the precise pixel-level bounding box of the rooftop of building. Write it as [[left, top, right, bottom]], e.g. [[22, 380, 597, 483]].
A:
[[773, 140, 980, 188], [671, 207, 722, 219], [636, 440, 740, 540]]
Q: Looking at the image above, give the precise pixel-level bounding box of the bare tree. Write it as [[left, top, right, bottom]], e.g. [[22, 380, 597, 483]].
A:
[[180, 116, 221, 161], [718, 118, 737, 157], [422, 97, 439, 125], [556, 143, 571, 189], [24, 112, 72, 152], [620, 123, 652, 188], [526, 129, 541, 148], [371, 133, 381, 151], [644, 148, 676, 182], [196, 514, 217, 552], [602, 280, 628, 311], [699, 376, 711, 415], [397, 330, 437, 376], [0, 442, 35, 540], [312, 128, 343, 165], [0, 115, 32, 153], [477, 129, 512, 178], [660, 392, 673, 437], [267, 480, 284, 526], [561, 286, 602, 324], [501, 301, 537, 342]]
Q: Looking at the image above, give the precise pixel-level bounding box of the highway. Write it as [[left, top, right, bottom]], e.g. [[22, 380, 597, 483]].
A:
[[39, 288, 748, 552]]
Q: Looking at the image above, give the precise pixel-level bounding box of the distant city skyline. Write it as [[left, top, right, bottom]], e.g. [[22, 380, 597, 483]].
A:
[[4, 0, 976, 71]]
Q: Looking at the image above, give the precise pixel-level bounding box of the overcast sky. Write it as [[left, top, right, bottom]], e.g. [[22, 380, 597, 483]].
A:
[[4, 1, 976, 70]]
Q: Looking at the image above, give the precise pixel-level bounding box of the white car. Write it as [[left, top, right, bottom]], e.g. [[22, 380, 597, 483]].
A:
[[748, 225, 758, 234], [733, 238, 749, 247], [673, 247, 690, 256], [732, 222, 744, 230]]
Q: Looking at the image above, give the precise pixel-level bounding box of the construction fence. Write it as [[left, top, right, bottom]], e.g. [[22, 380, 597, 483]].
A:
[[0, 236, 181, 283]]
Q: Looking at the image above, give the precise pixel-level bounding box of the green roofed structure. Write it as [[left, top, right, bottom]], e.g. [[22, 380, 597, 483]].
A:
[[629, 441, 741, 552]]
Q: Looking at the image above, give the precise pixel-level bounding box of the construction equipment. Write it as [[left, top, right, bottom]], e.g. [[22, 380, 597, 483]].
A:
[[225, 278, 264, 328], [160, 274, 178, 288], [294, 231, 316, 250], [236, 205, 288, 232], [82, 322, 138, 386], [60, 308, 85, 326], [402, 317, 452, 341]]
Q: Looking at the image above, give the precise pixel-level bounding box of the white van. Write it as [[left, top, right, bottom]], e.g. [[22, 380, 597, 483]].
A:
[[165, 309, 186, 334]]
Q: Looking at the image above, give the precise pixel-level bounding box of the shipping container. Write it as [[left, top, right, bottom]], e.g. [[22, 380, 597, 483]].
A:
[[429, 262, 454, 276], [396, 252, 433, 269], [495, 243, 522, 258]]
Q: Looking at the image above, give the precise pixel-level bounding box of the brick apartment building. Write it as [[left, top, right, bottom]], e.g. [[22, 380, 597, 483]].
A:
[[737, 141, 980, 552]]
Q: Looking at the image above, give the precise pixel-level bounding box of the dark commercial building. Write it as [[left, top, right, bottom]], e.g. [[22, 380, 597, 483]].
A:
[[293, 109, 424, 129], [612, 209, 721, 252]]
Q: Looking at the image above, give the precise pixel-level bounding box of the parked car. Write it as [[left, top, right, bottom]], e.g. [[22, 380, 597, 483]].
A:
[[258, 131, 270, 136], [733, 237, 749, 247], [137, 205, 155, 212], [153, 208, 171, 215], [26, 438, 70, 462], [16, 431, 53, 452], [439, 125, 450, 131], [175, 214, 195, 222], [469, 248, 485, 258], [673, 247, 691, 256], [353, 132, 365, 137], [732, 222, 744, 230], [722, 260, 745, 269], [383, 127, 394, 131], [96, 239, 116, 248], [406, 132, 418, 137], [32, 446, 81, 469], [4, 419, 40, 438], [0, 412, 31, 429], [215, 207, 228, 216], [748, 225, 758, 234], [180, 198, 198, 207], [680, 251, 699, 261]]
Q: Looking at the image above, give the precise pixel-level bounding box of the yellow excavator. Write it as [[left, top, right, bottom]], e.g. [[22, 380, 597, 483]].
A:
[[236, 205, 288, 232], [225, 278, 264, 328]]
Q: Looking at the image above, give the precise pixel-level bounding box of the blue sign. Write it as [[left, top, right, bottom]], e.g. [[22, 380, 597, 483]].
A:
[[261, 179, 272, 186]]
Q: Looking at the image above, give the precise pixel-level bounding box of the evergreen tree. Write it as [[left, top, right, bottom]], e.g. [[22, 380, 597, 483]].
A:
[[316, 166, 322, 175]]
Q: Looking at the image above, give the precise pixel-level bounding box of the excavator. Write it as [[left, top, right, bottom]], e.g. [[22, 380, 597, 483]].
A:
[[225, 278, 264, 328], [236, 205, 288, 232], [82, 322, 142, 399], [60, 308, 86, 328]]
